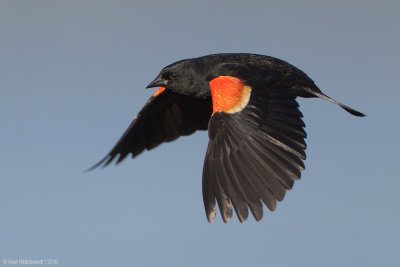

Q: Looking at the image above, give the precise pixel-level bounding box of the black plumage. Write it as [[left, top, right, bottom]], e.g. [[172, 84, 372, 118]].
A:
[[89, 90, 211, 170], [91, 53, 365, 222]]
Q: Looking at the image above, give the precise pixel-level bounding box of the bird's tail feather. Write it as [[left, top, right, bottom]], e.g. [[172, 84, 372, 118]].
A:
[[303, 87, 365, 117]]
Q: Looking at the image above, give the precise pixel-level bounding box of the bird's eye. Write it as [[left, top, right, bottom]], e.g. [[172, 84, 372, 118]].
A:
[[163, 72, 177, 80]]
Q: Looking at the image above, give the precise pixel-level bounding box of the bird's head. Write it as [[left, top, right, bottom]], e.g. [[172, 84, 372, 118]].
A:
[[146, 54, 258, 98], [146, 58, 212, 97]]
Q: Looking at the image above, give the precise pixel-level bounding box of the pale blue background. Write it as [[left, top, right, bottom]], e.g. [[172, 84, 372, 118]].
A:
[[1, 1, 399, 266]]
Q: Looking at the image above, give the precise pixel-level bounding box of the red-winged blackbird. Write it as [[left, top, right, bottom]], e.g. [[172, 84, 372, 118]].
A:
[[91, 53, 364, 223]]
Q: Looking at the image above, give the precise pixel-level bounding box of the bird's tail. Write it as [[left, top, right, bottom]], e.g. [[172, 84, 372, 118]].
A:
[[303, 87, 365, 117]]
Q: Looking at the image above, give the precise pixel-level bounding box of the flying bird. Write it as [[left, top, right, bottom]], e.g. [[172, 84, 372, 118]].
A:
[[90, 53, 364, 223]]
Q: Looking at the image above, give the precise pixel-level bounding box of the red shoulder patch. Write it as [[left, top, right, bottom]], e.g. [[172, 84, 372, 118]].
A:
[[153, 86, 166, 97], [209, 76, 251, 115]]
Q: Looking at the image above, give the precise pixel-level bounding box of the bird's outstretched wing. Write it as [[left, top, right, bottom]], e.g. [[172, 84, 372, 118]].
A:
[[90, 90, 212, 169], [203, 84, 307, 222]]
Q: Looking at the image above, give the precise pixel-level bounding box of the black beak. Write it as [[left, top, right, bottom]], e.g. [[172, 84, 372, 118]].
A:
[[146, 75, 168, 88]]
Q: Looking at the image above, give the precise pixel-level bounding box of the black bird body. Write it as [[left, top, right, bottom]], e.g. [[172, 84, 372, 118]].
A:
[[91, 53, 364, 222], [153, 53, 316, 97]]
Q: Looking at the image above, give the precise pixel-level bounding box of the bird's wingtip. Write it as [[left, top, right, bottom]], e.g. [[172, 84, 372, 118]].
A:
[[84, 156, 112, 172]]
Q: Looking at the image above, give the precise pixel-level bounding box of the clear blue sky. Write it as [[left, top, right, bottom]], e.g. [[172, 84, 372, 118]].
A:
[[1, 1, 399, 266]]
